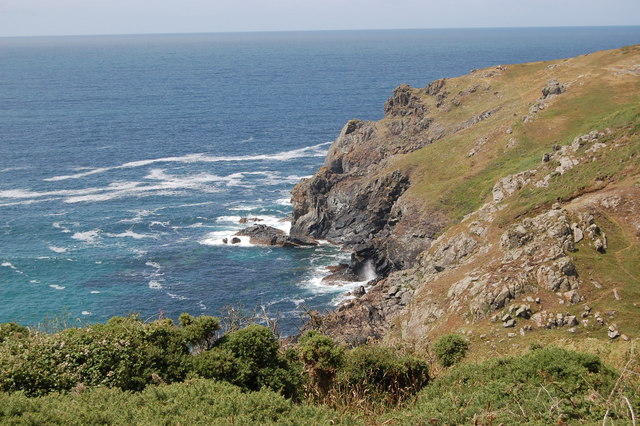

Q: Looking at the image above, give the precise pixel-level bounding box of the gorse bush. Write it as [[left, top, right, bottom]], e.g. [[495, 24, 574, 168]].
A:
[[337, 345, 429, 403], [298, 331, 344, 396], [432, 333, 469, 367], [0, 379, 350, 425], [0, 314, 219, 395], [0, 322, 29, 343]]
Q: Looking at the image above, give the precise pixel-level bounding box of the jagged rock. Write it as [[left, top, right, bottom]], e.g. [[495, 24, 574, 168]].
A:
[[608, 326, 620, 339], [384, 84, 425, 118], [492, 170, 537, 202], [571, 223, 584, 243], [621, 334, 629, 341], [507, 332, 516, 338], [541, 79, 566, 98], [515, 305, 532, 319], [235, 225, 318, 248], [353, 286, 366, 297], [503, 319, 516, 328], [594, 238, 605, 252], [231, 237, 241, 244], [502, 313, 512, 322], [565, 315, 578, 327], [426, 78, 446, 96], [239, 217, 263, 224]]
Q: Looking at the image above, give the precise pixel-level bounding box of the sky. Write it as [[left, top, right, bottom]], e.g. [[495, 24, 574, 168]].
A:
[[1, 0, 640, 38]]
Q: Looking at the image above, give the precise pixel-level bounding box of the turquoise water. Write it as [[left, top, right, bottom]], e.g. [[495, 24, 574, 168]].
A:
[[1, 27, 639, 334]]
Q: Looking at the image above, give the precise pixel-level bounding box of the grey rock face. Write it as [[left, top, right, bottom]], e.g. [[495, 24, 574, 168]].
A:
[[235, 225, 318, 248]]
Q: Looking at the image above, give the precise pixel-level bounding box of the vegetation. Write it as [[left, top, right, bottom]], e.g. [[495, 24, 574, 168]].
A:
[[432, 333, 469, 367], [0, 318, 637, 424]]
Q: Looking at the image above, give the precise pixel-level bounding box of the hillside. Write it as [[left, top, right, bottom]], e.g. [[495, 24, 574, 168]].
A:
[[291, 45, 640, 354]]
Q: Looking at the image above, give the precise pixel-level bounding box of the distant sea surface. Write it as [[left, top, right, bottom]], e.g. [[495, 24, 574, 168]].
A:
[[1, 27, 639, 334]]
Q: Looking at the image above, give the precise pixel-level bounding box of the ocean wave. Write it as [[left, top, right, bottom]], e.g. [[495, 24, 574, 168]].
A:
[[81, 311, 92, 315], [71, 230, 101, 244], [43, 141, 332, 182], [166, 292, 188, 301], [49, 284, 65, 290], [198, 231, 254, 247], [105, 230, 155, 240], [148, 280, 163, 289], [48, 245, 68, 253], [90, 290, 101, 294]]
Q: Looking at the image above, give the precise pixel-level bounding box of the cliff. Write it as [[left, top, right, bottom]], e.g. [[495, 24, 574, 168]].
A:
[[291, 45, 640, 346]]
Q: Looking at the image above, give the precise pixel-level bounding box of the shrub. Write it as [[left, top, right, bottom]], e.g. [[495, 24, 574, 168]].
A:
[[0, 322, 29, 343], [0, 379, 349, 424], [214, 324, 303, 398], [0, 315, 215, 395], [432, 333, 469, 367], [297, 331, 344, 396], [337, 345, 429, 402]]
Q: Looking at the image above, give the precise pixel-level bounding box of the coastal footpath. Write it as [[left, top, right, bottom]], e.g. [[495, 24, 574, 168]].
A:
[[290, 45, 640, 348]]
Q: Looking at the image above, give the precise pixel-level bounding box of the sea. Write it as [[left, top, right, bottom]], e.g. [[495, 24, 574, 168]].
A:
[[1, 27, 639, 335]]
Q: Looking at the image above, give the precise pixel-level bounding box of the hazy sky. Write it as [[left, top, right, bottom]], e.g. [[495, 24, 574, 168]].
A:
[[1, 0, 640, 37]]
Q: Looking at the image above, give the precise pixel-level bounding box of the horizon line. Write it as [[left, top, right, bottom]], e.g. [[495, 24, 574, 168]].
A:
[[2, 24, 639, 40]]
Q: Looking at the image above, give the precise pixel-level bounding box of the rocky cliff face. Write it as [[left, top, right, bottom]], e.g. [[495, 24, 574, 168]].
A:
[[292, 45, 640, 346]]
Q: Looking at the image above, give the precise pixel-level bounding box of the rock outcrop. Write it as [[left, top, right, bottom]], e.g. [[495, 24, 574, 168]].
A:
[[293, 45, 640, 346], [235, 225, 318, 248]]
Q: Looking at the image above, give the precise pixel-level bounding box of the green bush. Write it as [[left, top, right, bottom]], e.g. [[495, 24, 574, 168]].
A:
[[0, 322, 29, 343], [297, 331, 344, 395], [337, 345, 429, 402], [432, 333, 469, 367], [0, 315, 219, 395], [0, 379, 351, 425], [214, 324, 303, 398]]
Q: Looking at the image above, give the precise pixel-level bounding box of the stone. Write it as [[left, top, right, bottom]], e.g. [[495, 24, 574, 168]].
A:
[[567, 327, 576, 333], [564, 315, 578, 327], [503, 319, 516, 328], [502, 313, 512, 322], [519, 328, 526, 336], [571, 224, 584, 243], [231, 237, 241, 244], [235, 224, 318, 247], [541, 79, 566, 98], [508, 333, 516, 338], [515, 305, 532, 319], [353, 286, 366, 297], [613, 288, 621, 301], [621, 334, 629, 341], [608, 328, 620, 339], [222, 238, 228, 244]]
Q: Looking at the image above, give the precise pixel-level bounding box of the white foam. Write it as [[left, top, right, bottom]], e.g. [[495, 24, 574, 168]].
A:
[[145, 261, 161, 269], [81, 311, 92, 315], [30, 280, 40, 283], [71, 230, 101, 244], [48, 246, 68, 253], [1, 261, 16, 269], [275, 198, 292, 206], [49, 284, 65, 290], [0, 166, 30, 173], [199, 232, 254, 247], [166, 292, 188, 300], [105, 230, 154, 240], [90, 290, 101, 294], [198, 301, 207, 310], [148, 280, 163, 289], [240, 136, 255, 143], [43, 141, 332, 182]]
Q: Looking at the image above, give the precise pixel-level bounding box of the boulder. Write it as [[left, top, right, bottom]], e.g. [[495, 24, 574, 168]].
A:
[[235, 225, 318, 248]]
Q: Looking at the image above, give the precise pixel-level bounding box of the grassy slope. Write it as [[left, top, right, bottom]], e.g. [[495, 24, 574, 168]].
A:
[[384, 45, 640, 375]]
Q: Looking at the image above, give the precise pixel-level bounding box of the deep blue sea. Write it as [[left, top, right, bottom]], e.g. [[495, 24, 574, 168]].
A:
[[1, 27, 639, 334]]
